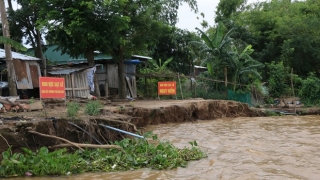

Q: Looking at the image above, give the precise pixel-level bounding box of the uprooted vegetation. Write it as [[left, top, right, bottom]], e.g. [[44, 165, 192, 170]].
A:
[[0, 137, 206, 177]]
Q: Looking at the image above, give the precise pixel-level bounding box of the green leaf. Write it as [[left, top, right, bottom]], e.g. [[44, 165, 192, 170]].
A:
[[10, 159, 20, 164], [0, 37, 27, 51], [2, 149, 11, 160]]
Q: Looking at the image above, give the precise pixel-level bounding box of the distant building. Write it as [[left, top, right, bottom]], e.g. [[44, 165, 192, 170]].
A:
[[0, 49, 41, 98], [193, 65, 207, 76]]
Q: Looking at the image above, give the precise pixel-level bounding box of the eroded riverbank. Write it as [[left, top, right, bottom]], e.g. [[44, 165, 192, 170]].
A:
[[0, 100, 262, 155], [9, 115, 320, 180]]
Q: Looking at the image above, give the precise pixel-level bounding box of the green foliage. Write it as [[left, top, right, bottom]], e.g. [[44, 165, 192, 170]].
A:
[[299, 73, 320, 105], [264, 110, 279, 117], [0, 138, 206, 177], [292, 73, 303, 93], [29, 97, 35, 104], [266, 61, 290, 98], [67, 102, 80, 118], [233, 0, 320, 77], [149, 27, 201, 75], [215, 0, 247, 25], [84, 101, 103, 116], [0, 147, 80, 177], [0, 36, 27, 51], [229, 44, 265, 90], [138, 57, 177, 98], [7, 0, 43, 53]]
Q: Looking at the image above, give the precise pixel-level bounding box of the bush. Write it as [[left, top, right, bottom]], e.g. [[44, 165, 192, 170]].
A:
[[266, 61, 291, 98], [299, 73, 320, 105], [85, 101, 103, 116], [67, 102, 80, 119], [264, 110, 280, 116]]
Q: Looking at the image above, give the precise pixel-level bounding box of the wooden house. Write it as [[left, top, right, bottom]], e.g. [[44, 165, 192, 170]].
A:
[[27, 45, 151, 98], [47, 65, 96, 98], [0, 49, 41, 98]]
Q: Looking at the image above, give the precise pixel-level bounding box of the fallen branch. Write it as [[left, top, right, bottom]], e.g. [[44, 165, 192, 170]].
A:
[[0, 133, 10, 148], [28, 131, 84, 151], [49, 143, 123, 150], [96, 118, 140, 132]]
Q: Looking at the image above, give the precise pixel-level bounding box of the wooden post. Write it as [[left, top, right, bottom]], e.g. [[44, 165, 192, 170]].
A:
[[144, 76, 147, 97], [224, 66, 228, 87], [178, 73, 183, 100], [225, 66, 228, 100], [291, 68, 296, 114], [105, 82, 108, 98], [71, 74, 75, 99]]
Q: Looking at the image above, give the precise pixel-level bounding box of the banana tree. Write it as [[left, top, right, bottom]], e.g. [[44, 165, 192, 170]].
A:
[[148, 57, 174, 74], [191, 22, 234, 89], [229, 44, 264, 90]]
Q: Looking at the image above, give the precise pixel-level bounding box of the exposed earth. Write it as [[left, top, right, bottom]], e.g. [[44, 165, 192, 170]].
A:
[[0, 98, 319, 159]]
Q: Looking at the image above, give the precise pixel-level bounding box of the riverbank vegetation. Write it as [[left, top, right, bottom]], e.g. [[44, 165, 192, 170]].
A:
[[0, 136, 206, 177]]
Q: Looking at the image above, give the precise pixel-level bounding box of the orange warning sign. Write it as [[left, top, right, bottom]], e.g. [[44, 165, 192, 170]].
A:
[[158, 81, 176, 95], [39, 77, 66, 98]]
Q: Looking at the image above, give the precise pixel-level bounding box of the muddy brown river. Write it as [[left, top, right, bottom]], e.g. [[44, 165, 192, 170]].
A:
[[12, 116, 320, 180]]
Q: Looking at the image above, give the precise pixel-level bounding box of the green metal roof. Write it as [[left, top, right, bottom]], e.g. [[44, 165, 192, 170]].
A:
[[27, 45, 112, 65]]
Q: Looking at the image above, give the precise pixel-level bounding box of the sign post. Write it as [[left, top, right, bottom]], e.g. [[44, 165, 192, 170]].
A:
[[39, 77, 66, 105], [158, 81, 176, 99]]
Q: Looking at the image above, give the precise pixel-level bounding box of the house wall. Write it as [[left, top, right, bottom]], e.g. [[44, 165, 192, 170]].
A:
[[102, 63, 137, 97], [96, 65, 107, 85], [13, 59, 41, 89], [107, 64, 118, 88]]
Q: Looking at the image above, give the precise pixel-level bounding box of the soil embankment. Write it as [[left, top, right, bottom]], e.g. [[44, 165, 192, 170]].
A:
[[0, 99, 263, 157]]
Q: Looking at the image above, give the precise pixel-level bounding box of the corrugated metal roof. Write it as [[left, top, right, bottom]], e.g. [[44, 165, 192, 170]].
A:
[[194, 65, 207, 69], [0, 49, 40, 61], [48, 66, 93, 75], [132, 55, 152, 60], [26, 45, 112, 65], [48, 68, 85, 75]]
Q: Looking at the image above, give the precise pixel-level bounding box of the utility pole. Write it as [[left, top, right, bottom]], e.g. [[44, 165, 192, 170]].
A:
[[0, 0, 17, 96]]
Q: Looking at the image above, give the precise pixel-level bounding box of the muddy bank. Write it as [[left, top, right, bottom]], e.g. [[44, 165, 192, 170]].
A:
[[0, 100, 262, 157], [126, 100, 262, 126]]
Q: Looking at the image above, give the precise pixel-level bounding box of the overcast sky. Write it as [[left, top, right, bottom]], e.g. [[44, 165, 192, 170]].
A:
[[176, 0, 263, 32]]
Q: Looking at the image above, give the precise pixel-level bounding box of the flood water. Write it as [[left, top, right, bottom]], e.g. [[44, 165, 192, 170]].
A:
[[13, 116, 320, 180]]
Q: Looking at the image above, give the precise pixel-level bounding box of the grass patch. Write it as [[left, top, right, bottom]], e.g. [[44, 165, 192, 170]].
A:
[[67, 102, 80, 119], [85, 101, 103, 116]]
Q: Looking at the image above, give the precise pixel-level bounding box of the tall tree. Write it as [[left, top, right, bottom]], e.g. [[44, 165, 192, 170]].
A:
[[150, 27, 201, 75], [215, 0, 247, 25], [34, 0, 198, 99], [9, 0, 46, 75]]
